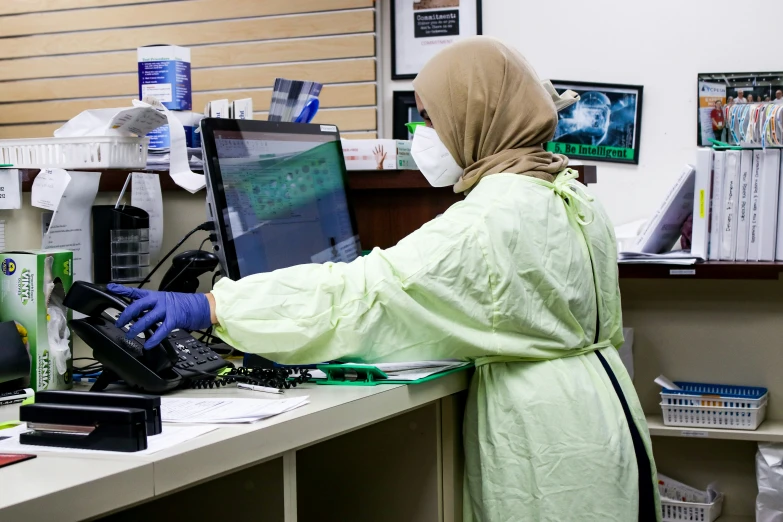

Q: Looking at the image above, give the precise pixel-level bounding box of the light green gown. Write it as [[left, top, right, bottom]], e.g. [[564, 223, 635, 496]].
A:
[[212, 171, 661, 522]]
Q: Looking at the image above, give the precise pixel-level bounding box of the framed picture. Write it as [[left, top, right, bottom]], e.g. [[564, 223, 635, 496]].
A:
[[391, 0, 482, 80], [696, 71, 783, 146], [392, 91, 424, 140], [545, 81, 644, 165]]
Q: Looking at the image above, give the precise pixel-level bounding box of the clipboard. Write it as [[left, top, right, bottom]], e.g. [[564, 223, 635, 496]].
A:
[[314, 362, 473, 386]]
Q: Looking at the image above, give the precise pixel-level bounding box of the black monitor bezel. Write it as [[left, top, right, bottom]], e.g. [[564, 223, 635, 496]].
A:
[[201, 118, 361, 281]]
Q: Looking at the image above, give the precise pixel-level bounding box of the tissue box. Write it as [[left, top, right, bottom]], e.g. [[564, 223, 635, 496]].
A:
[[147, 111, 203, 150], [0, 251, 73, 392], [137, 45, 192, 111], [340, 139, 418, 170]]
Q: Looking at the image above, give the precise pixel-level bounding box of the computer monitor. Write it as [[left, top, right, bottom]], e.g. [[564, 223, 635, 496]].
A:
[[201, 119, 361, 281]]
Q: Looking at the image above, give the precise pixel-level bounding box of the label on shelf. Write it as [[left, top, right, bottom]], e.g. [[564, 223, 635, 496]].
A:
[[680, 430, 709, 438], [669, 269, 697, 275]]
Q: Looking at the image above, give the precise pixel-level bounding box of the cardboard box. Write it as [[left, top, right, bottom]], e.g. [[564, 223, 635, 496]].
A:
[[137, 45, 192, 110], [204, 99, 230, 118], [0, 251, 73, 391], [340, 139, 418, 171], [147, 111, 204, 150], [231, 98, 254, 120]]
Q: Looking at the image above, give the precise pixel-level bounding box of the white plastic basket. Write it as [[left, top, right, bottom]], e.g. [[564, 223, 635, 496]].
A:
[[661, 494, 723, 522], [661, 401, 767, 430], [0, 136, 149, 169]]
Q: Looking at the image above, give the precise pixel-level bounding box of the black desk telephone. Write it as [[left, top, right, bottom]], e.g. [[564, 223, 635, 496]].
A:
[[64, 281, 232, 393]]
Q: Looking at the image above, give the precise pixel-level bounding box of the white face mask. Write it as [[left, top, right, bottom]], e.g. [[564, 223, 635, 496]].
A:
[[410, 126, 463, 187]]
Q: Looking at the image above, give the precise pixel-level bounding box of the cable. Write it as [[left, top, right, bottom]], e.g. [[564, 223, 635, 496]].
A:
[[137, 221, 214, 289], [211, 270, 221, 289], [159, 237, 211, 292]]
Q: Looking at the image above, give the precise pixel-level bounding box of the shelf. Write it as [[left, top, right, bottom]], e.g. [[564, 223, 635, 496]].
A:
[[620, 261, 783, 280], [18, 165, 597, 192], [646, 414, 783, 442], [716, 516, 754, 522]]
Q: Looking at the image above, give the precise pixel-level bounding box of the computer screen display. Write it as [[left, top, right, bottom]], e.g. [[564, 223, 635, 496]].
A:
[[202, 120, 360, 280]]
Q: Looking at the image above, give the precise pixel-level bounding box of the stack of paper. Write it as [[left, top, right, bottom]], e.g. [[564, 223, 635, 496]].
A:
[[146, 147, 203, 170], [0, 424, 216, 456], [161, 396, 309, 424], [618, 251, 699, 265], [309, 360, 470, 381]]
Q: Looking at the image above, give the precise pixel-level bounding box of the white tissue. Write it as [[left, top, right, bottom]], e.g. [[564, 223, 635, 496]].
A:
[[43, 254, 71, 375], [47, 304, 71, 376], [54, 105, 167, 138]]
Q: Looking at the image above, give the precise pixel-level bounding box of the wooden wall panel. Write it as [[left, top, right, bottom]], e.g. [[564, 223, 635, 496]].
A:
[[0, 0, 378, 140], [0, 10, 374, 60], [0, 84, 376, 126], [0, 59, 375, 103], [0, 34, 375, 82], [0, 0, 373, 38], [0, 0, 165, 16]]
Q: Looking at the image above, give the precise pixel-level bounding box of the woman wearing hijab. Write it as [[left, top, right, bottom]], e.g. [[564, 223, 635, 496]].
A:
[[111, 37, 659, 521]]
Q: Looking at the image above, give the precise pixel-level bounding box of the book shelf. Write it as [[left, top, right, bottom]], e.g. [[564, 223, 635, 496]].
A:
[[646, 415, 783, 443], [18, 165, 598, 192], [619, 261, 783, 280]]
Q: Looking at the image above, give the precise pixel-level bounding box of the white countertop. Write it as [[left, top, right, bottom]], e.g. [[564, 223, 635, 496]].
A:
[[0, 370, 469, 519]]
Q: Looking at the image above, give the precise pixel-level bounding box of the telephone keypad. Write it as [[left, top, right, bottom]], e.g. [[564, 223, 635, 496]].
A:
[[163, 329, 229, 377]]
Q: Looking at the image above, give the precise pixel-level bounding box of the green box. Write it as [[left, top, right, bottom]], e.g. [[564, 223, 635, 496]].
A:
[[0, 250, 73, 391]]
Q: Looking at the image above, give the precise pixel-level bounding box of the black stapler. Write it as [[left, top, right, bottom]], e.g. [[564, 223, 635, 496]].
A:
[[35, 390, 162, 436], [19, 403, 148, 452]]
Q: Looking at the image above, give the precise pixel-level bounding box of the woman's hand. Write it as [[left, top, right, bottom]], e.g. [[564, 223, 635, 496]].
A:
[[373, 145, 387, 170], [108, 284, 214, 349]]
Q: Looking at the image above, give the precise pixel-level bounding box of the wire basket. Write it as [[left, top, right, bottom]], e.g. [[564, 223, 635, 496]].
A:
[[661, 495, 723, 522], [660, 381, 769, 430], [0, 136, 149, 169]]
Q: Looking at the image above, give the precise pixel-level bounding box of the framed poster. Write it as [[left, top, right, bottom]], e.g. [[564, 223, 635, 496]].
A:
[[696, 71, 783, 146], [545, 81, 644, 165], [391, 0, 482, 80], [392, 91, 424, 140]]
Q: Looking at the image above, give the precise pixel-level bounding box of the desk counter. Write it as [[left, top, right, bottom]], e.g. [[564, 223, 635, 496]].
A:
[[0, 371, 470, 521]]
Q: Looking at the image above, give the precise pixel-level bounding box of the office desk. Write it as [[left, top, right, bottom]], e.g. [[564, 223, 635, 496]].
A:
[[0, 371, 469, 522]]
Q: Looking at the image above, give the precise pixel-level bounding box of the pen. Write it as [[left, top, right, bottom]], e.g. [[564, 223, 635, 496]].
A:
[[237, 383, 282, 395]]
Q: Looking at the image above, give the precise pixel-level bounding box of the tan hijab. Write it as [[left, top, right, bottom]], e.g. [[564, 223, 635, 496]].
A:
[[412, 37, 568, 193]]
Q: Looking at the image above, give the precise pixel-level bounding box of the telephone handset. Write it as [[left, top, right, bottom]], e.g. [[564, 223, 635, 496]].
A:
[[64, 281, 232, 393]]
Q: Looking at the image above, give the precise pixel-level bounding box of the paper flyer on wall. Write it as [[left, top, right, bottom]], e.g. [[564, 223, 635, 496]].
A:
[[131, 172, 164, 261], [0, 169, 22, 210], [41, 170, 101, 283], [393, 0, 480, 78], [697, 81, 726, 146]]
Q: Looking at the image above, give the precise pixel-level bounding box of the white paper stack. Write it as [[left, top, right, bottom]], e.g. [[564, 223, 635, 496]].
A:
[[161, 396, 310, 424]]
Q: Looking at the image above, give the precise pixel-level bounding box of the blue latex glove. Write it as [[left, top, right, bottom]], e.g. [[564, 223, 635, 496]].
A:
[[107, 284, 212, 349]]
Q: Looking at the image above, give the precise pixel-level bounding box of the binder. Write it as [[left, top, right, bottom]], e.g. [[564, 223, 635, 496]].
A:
[[735, 150, 753, 261], [719, 151, 741, 260], [757, 149, 780, 261], [747, 150, 763, 261], [691, 149, 713, 260], [632, 164, 694, 254], [315, 362, 473, 386], [708, 151, 725, 261]]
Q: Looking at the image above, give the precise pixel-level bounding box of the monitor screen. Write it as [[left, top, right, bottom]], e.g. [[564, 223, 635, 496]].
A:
[[202, 120, 360, 280]]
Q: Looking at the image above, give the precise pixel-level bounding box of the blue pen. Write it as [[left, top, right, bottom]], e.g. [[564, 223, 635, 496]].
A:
[[294, 98, 320, 124]]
